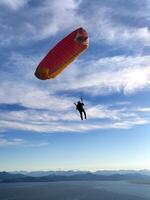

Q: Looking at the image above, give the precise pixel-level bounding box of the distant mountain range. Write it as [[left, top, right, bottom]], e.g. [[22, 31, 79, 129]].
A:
[[0, 170, 150, 183], [0, 172, 26, 182], [10, 169, 150, 177], [95, 169, 150, 176]]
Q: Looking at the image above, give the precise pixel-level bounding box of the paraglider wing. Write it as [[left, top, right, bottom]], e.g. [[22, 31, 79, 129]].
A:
[[35, 27, 89, 80]]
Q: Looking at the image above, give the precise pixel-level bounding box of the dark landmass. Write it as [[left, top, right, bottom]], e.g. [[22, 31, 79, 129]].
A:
[[1, 171, 150, 183]]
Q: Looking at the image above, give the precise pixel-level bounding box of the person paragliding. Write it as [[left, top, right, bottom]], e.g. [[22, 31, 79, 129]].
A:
[[74, 97, 87, 120]]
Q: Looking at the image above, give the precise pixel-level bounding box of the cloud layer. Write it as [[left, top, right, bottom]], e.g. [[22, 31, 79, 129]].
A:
[[0, 0, 150, 134], [1, 0, 150, 48]]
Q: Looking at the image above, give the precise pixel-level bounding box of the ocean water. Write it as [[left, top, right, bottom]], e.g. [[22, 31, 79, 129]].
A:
[[0, 181, 150, 200]]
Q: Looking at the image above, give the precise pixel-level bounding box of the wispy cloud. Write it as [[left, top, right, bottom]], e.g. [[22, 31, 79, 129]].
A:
[[24, 142, 49, 147], [0, 136, 24, 147], [0, 134, 49, 147]]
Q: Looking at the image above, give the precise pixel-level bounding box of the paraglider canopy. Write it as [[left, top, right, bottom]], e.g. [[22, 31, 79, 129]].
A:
[[35, 27, 89, 80]]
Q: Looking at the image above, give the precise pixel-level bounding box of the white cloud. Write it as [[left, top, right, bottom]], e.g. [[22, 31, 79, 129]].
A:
[[0, 0, 84, 45], [0, 0, 28, 10], [109, 118, 148, 129], [0, 82, 75, 111], [89, 16, 150, 46], [86, 105, 120, 120], [82, 2, 150, 49], [137, 107, 150, 112], [36, 0, 83, 40], [0, 116, 149, 133], [0, 102, 150, 133], [0, 0, 149, 49], [53, 55, 150, 95], [0, 104, 121, 124]]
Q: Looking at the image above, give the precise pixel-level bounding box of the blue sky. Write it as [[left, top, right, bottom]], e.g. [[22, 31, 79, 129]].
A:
[[0, 0, 150, 171]]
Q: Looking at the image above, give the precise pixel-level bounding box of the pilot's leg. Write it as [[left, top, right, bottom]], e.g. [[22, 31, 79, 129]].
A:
[[83, 109, 86, 119], [79, 111, 83, 120]]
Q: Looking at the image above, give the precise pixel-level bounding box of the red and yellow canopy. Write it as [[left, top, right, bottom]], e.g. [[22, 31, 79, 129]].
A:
[[35, 27, 89, 80]]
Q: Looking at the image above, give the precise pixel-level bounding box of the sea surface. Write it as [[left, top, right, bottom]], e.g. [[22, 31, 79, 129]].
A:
[[0, 181, 150, 200]]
